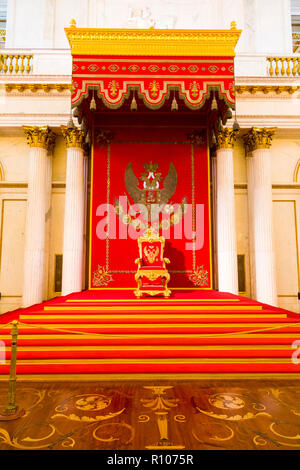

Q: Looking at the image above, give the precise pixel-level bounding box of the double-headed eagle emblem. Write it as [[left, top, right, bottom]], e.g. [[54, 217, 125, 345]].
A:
[[114, 160, 186, 229], [125, 161, 177, 206]]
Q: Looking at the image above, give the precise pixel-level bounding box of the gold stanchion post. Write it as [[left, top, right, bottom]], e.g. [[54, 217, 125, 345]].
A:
[[0, 320, 25, 420]]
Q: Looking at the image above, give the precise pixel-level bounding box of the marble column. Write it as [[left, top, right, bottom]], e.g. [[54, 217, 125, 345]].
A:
[[211, 148, 218, 290], [216, 127, 239, 294], [244, 127, 277, 306], [61, 126, 86, 296], [82, 152, 89, 290], [22, 126, 56, 307]]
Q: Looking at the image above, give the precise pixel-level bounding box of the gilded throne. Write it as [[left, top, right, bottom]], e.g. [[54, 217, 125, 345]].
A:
[[134, 228, 171, 298]]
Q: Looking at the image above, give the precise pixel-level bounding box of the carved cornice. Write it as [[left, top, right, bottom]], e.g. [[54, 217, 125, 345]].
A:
[[23, 126, 56, 151], [216, 127, 239, 150], [65, 20, 242, 57], [61, 125, 85, 149], [243, 127, 277, 152]]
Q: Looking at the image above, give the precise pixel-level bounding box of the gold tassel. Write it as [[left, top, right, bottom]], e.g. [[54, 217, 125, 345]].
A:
[[211, 92, 218, 111], [90, 89, 96, 111], [171, 96, 178, 111], [226, 107, 232, 119], [90, 96, 96, 111], [233, 118, 240, 131], [211, 132, 216, 145], [130, 91, 137, 111], [67, 115, 75, 129]]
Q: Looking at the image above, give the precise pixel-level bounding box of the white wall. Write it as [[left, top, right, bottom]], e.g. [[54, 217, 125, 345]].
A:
[[5, 0, 293, 55]]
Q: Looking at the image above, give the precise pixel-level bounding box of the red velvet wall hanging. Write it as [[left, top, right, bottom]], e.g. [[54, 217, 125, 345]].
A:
[[89, 125, 212, 290]]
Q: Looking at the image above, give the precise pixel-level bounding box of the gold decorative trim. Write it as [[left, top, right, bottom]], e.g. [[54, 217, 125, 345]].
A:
[[92, 265, 113, 287], [243, 127, 277, 152], [61, 125, 85, 149], [236, 85, 300, 95], [65, 20, 242, 57], [189, 265, 209, 287], [23, 125, 56, 151], [216, 127, 239, 149], [5, 83, 72, 93]]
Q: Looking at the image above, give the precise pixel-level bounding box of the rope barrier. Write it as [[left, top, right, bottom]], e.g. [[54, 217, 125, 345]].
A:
[[1, 318, 300, 339]]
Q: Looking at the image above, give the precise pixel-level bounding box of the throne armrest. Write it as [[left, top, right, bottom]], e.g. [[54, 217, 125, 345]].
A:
[[135, 258, 142, 266], [164, 258, 170, 264]]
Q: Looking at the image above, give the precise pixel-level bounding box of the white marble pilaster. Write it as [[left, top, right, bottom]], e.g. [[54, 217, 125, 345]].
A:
[[244, 128, 277, 306], [22, 126, 55, 307]]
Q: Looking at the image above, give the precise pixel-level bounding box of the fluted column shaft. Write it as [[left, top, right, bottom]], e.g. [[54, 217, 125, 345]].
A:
[[61, 127, 86, 296], [211, 151, 218, 290], [22, 126, 55, 307], [216, 128, 239, 294], [244, 127, 277, 306]]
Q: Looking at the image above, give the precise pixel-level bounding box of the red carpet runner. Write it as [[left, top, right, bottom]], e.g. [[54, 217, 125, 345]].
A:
[[0, 289, 300, 378]]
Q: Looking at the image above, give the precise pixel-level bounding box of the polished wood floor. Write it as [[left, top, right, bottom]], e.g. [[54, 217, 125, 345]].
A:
[[0, 379, 299, 450]]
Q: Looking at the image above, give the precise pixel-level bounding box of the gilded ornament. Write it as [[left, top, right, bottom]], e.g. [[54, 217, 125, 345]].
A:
[[188, 265, 209, 287], [92, 265, 113, 287], [187, 130, 206, 147], [216, 127, 239, 149], [61, 125, 85, 149], [96, 130, 114, 146], [243, 127, 276, 152], [23, 126, 56, 151]]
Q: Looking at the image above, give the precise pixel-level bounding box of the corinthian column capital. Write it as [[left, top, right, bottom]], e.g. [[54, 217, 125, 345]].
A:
[[61, 125, 85, 149], [243, 127, 276, 153], [216, 127, 239, 150], [23, 126, 56, 152]]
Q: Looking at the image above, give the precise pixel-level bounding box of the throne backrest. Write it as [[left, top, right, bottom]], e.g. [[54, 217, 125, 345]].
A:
[[138, 229, 165, 268], [140, 241, 163, 267]]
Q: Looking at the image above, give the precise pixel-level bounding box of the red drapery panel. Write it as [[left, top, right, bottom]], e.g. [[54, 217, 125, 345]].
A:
[[89, 126, 212, 290]]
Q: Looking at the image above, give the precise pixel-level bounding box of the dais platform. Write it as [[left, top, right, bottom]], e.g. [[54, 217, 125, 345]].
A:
[[0, 289, 300, 380]]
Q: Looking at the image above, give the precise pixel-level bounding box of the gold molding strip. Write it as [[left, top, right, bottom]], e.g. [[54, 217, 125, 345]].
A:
[[65, 20, 242, 57], [5, 83, 72, 93], [236, 85, 300, 95]]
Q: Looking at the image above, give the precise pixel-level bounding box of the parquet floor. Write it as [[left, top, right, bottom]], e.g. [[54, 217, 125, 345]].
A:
[[0, 379, 299, 450]]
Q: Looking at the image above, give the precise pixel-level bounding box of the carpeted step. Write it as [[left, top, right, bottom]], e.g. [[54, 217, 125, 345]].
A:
[[3, 346, 295, 360], [1, 289, 299, 378], [0, 360, 299, 375], [19, 313, 288, 323], [1, 322, 300, 335]]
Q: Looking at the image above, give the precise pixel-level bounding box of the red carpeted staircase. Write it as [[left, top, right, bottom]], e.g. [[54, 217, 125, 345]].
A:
[[0, 289, 300, 379]]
